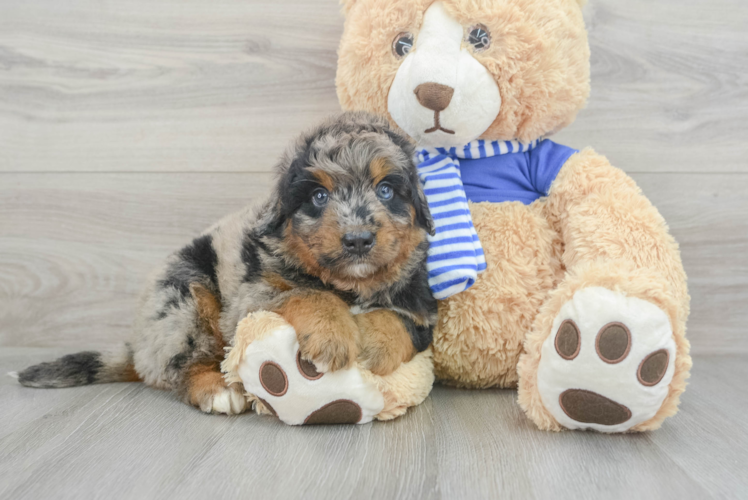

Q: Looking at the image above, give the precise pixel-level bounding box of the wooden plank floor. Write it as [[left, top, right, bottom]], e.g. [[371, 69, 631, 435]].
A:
[[1, 350, 747, 500], [1, 0, 748, 498], [1, 0, 747, 354]]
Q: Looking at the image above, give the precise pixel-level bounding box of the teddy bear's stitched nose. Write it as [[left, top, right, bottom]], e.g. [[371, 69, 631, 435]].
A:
[[414, 82, 454, 112]]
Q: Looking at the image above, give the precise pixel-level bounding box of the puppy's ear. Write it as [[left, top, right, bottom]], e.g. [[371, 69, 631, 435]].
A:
[[382, 127, 435, 236], [265, 155, 299, 234], [267, 199, 287, 233], [410, 170, 435, 236], [275, 148, 309, 221]]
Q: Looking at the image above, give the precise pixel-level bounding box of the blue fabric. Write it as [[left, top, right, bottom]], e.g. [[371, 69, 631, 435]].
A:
[[416, 153, 487, 299], [459, 140, 577, 204], [416, 139, 577, 299]]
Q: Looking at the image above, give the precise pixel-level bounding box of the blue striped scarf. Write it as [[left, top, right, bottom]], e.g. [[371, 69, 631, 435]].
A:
[[417, 139, 541, 299]]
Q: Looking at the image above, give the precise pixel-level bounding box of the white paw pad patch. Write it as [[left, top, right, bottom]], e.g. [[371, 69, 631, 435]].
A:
[[537, 287, 676, 433], [236, 326, 385, 425]]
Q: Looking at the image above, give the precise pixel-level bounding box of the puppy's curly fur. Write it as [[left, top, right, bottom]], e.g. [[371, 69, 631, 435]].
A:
[[19, 112, 437, 414]]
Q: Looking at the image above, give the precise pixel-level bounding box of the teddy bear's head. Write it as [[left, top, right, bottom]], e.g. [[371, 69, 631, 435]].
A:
[[336, 0, 590, 147]]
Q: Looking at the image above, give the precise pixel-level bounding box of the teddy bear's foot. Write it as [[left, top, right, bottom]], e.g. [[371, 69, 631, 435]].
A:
[[234, 323, 385, 425], [536, 287, 676, 432]]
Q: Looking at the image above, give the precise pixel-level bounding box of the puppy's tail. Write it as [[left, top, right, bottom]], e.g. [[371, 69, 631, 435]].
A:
[[17, 343, 141, 388]]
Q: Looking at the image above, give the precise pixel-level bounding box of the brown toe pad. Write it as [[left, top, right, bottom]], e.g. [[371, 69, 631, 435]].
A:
[[304, 399, 362, 425], [559, 389, 632, 426], [638, 349, 669, 386], [596, 322, 631, 364], [555, 320, 581, 360], [296, 350, 323, 380], [259, 361, 288, 396]]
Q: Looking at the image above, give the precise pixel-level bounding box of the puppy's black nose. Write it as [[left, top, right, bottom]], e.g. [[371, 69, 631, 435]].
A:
[[342, 231, 375, 256]]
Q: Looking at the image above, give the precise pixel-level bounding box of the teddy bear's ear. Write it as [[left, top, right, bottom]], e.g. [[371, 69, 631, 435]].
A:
[[575, 0, 588, 7], [340, 0, 356, 14]]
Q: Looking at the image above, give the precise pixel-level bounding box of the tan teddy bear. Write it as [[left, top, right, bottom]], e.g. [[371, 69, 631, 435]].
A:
[[336, 0, 691, 432]]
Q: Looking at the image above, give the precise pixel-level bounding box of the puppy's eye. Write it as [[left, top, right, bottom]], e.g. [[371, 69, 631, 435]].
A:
[[312, 188, 329, 207], [376, 183, 394, 201], [467, 24, 491, 51], [392, 32, 414, 58]]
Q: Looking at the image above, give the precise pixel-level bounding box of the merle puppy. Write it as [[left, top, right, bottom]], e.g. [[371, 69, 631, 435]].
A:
[[19, 112, 437, 414]]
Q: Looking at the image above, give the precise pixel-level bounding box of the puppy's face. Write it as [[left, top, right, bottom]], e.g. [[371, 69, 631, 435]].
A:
[[276, 113, 433, 287]]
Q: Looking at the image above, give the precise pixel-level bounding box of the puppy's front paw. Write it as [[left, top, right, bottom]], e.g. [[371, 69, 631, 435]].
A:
[[298, 329, 358, 373], [199, 382, 248, 415], [185, 364, 248, 415], [359, 346, 402, 377], [277, 292, 360, 373], [356, 310, 416, 376]]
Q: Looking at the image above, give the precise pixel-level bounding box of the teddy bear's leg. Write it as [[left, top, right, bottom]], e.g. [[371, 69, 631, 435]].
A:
[[517, 149, 691, 432]]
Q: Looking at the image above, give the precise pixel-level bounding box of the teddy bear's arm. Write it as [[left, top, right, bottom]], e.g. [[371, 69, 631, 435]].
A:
[[543, 148, 688, 306]]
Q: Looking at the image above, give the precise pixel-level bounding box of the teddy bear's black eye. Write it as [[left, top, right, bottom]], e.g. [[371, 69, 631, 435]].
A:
[[467, 24, 491, 51], [392, 32, 414, 58]]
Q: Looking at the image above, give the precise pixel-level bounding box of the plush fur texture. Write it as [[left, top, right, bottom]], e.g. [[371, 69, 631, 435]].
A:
[[336, 0, 690, 432], [18, 112, 438, 416], [337, 0, 590, 143]]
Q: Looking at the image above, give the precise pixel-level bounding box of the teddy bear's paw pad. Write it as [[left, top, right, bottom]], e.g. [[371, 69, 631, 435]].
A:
[[537, 287, 676, 433], [296, 350, 323, 380], [554, 320, 581, 360], [596, 323, 631, 364], [303, 400, 362, 425], [202, 385, 248, 415], [559, 389, 632, 426], [259, 361, 288, 396], [638, 350, 670, 386], [237, 325, 384, 425]]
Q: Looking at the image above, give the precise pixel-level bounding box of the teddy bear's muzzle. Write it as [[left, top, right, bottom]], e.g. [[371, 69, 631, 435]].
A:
[[414, 82, 454, 112]]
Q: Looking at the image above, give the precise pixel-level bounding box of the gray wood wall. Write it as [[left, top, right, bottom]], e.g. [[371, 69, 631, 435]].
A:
[[1, 0, 746, 354]]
